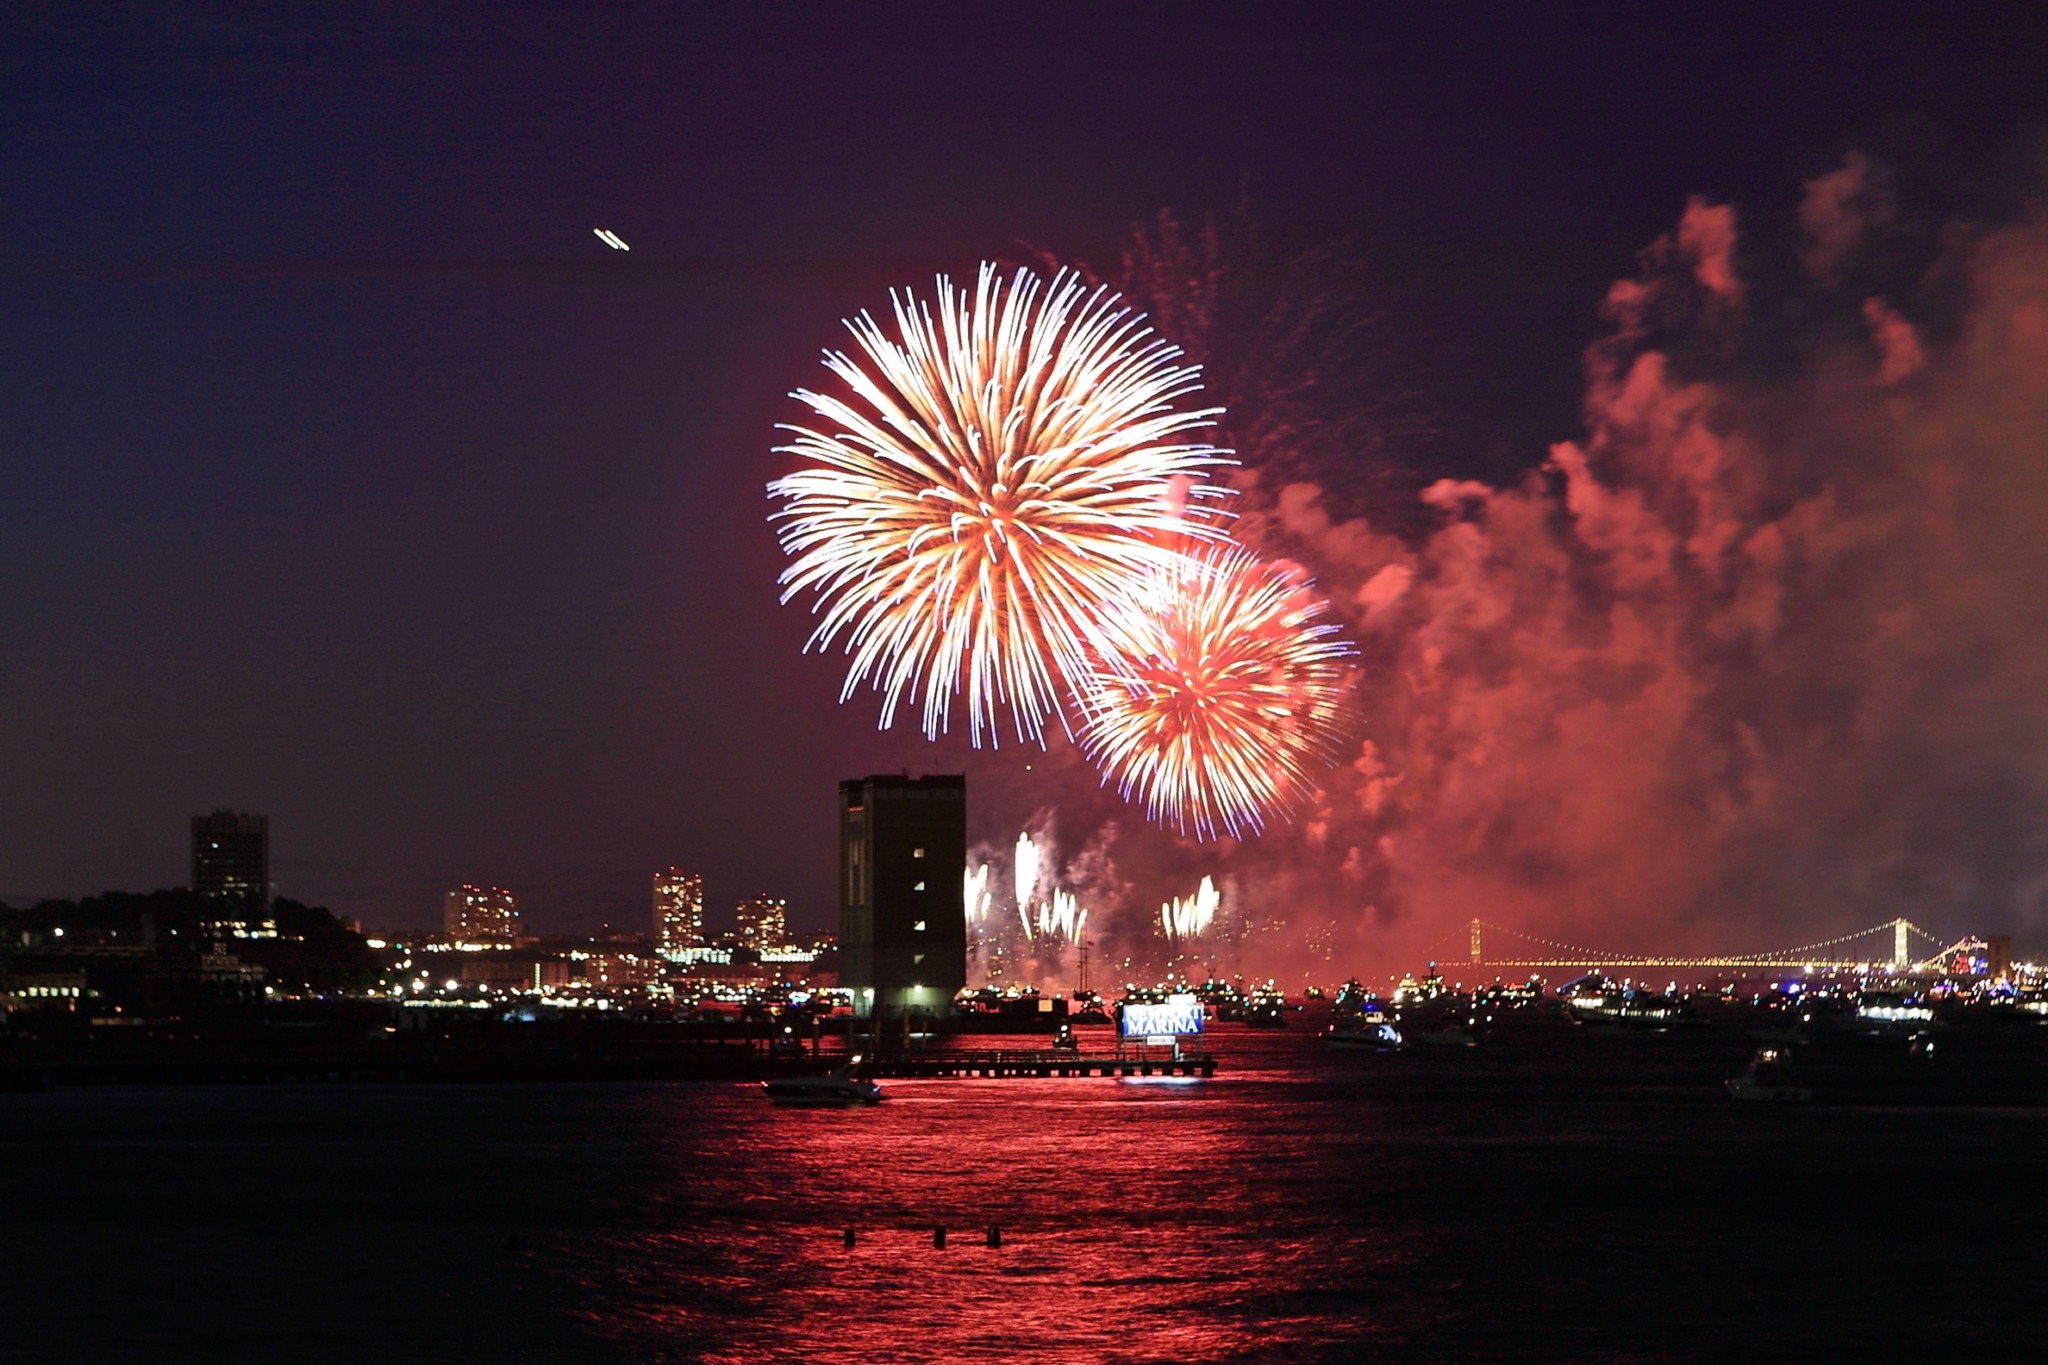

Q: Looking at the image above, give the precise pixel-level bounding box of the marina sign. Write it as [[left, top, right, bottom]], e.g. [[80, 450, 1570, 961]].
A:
[[1119, 997, 1205, 1038]]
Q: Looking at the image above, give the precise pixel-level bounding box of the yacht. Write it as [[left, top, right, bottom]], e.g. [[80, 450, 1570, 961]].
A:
[[1560, 975, 1697, 1032], [764, 1057, 884, 1106], [1322, 1015, 1403, 1051], [1726, 1047, 1810, 1103], [1851, 991, 1937, 1036]]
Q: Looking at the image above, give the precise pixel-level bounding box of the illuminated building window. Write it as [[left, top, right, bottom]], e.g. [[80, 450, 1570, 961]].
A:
[[914, 881, 926, 891], [913, 921, 926, 932], [913, 847, 926, 858]]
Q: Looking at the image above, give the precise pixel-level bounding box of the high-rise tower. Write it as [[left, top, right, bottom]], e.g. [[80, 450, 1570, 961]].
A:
[[444, 885, 519, 945], [191, 811, 272, 934], [192, 811, 269, 904], [653, 868, 705, 957], [736, 894, 788, 952], [838, 774, 965, 1017]]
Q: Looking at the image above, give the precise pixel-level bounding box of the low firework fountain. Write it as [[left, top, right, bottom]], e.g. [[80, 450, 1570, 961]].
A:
[[964, 864, 994, 926], [1013, 831, 1043, 937], [1018, 887, 1087, 944], [1161, 875, 1220, 941]]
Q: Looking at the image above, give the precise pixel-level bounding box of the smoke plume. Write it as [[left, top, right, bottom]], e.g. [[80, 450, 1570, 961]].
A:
[[1229, 158, 2048, 968], [961, 159, 2048, 980]]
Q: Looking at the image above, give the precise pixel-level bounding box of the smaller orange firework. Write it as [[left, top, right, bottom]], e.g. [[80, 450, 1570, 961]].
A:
[[1080, 547, 1352, 839]]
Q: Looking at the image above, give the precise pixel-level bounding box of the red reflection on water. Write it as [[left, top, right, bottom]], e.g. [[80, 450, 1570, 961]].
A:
[[562, 1032, 1388, 1363]]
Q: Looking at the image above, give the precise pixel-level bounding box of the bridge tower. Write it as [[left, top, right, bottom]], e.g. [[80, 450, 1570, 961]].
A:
[[1893, 917, 1910, 970], [1470, 918, 1482, 967]]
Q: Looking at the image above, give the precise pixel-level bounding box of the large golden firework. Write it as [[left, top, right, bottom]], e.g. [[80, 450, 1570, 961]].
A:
[[1080, 547, 1352, 839], [768, 263, 1231, 743]]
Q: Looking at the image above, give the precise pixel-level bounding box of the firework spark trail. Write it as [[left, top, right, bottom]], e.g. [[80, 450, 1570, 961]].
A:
[[1047, 888, 1087, 942], [1008, 831, 1091, 942], [769, 263, 1234, 744], [1020, 888, 1087, 943], [964, 864, 993, 926], [1013, 830, 1043, 937], [1080, 546, 1352, 839], [1161, 875, 1219, 940]]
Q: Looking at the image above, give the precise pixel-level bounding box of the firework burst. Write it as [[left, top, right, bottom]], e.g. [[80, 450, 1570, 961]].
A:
[[769, 263, 1232, 743], [1080, 547, 1352, 839]]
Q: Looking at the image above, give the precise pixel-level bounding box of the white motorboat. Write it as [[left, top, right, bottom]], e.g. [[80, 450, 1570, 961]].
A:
[[764, 1058, 884, 1106], [1322, 1017, 1403, 1051], [1726, 1047, 1810, 1103]]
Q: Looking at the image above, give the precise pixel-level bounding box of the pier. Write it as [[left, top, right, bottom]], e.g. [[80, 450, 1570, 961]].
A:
[[851, 1048, 1215, 1080]]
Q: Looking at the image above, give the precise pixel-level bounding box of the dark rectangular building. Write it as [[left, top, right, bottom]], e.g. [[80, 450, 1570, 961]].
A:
[[839, 774, 965, 1018], [192, 810, 269, 905]]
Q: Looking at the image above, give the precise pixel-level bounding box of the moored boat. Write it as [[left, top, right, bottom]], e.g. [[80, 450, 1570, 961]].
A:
[[1322, 1016, 1403, 1051], [764, 1058, 884, 1106], [1726, 1047, 1810, 1103]]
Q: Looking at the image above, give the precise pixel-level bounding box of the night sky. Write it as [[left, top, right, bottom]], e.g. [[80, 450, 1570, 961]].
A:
[[6, 3, 2048, 946]]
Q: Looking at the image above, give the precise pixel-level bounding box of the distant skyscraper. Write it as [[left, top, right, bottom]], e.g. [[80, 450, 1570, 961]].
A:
[[445, 885, 519, 944], [653, 868, 704, 957], [839, 774, 966, 1016], [192, 811, 269, 904], [736, 894, 789, 951]]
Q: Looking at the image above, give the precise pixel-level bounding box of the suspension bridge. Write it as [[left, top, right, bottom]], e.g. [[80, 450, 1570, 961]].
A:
[[1444, 917, 1992, 975]]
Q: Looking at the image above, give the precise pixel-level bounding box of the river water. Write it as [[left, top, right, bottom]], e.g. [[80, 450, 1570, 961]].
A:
[[3, 1023, 2043, 1362]]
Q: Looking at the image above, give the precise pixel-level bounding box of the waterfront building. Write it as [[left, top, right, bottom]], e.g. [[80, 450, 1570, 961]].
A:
[[653, 868, 704, 957], [838, 774, 966, 1017], [458, 955, 547, 990], [2, 971, 87, 1013], [444, 885, 519, 945], [736, 894, 788, 951], [579, 951, 664, 989]]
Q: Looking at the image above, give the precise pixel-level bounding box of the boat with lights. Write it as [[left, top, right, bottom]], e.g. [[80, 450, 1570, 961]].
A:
[[1727, 1047, 1810, 1103], [1323, 1016, 1404, 1051], [1850, 991, 1938, 1036], [764, 1058, 884, 1106], [1559, 975, 1699, 1032]]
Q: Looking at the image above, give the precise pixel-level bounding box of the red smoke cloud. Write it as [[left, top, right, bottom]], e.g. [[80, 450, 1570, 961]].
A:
[[1233, 156, 2048, 970], [961, 160, 2048, 982]]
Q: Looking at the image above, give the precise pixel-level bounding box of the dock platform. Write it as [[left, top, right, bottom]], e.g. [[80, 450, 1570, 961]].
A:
[[853, 1049, 1216, 1079]]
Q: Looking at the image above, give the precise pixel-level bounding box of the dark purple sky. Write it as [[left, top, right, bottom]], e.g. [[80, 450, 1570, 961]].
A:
[[4, 2, 2046, 934]]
